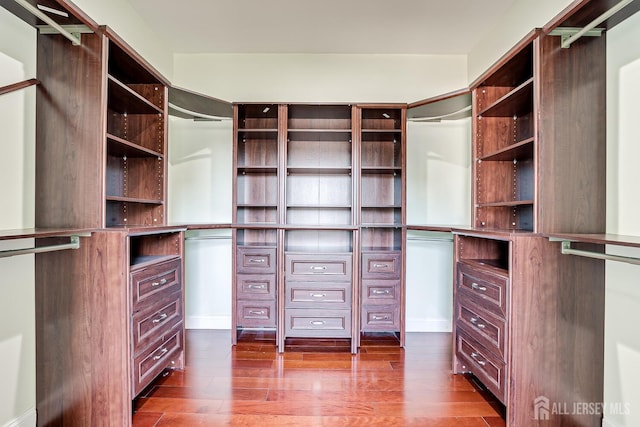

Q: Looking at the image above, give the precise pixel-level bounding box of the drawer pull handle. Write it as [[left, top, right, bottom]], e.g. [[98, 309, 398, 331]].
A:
[[151, 278, 168, 287], [310, 320, 325, 326], [248, 310, 265, 316], [470, 317, 487, 329], [372, 315, 390, 321], [372, 263, 389, 268], [372, 289, 390, 295], [310, 293, 326, 298], [470, 352, 487, 366], [153, 347, 168, 361], [152, 313, 168, 324], [247, 284, 266, 289], [471, 282, 487, 292], [310, 266, 327, 272], [248, 258, 265, 263]]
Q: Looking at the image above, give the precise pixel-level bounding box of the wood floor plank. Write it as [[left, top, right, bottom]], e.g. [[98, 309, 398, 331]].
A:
[[132, 330, 506, 426]]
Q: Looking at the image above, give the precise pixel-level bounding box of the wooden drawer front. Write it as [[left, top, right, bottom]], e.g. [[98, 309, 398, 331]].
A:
[[133, 326, 183, 396], [132, 294, 183, 353], [286, 254, 352, 282], [456, 298, 505, 358], [131, 258, 182, 312], [237, 300, 276, 327], [456, 331, 506, 403], [361, 305, 400, 331], [285, 282, 351, 309], [362, 252, 401, 279], [285, 309, 351, 338], [362, 280, 400, 305], [457, 263, 507, 318], [236, 247, 276, 274], [237, 274, 276, 300]]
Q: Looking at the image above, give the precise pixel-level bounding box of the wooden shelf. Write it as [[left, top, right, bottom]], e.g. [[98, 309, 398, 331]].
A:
[[287, 166, 352, 174], [238, 129, 278, 139], [107, 133, 163, 158], [478, 78, 534, 117], [107, 75, 163, 115], [237, 166, 278, 174], [477, 200, 534, 208], [130, 254, 179, 270], [479, 137, 535, 161], [361, 166, 402, 173], [106, 196, 164, 205], [287, 204, 352, 209], [0, 78, 38, 96]]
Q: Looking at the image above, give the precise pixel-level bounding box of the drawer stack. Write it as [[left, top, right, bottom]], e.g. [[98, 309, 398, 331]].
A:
[[361, 251, 401, 332], [285, 253, 352, 338], [236, 246, 277, 328], [454, 261, 508, 403], [130, 257, 183, 396]]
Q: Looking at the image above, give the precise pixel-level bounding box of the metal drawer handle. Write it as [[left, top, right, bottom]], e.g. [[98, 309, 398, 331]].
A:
[[151, 278, 168, 287], [471, 282, 487, 292], [249, 258, 265, 263], [372, 315, 390, 321], [310, 320, 325, 325], [470, 317, 487, 329], [310, 266, 327, 272], [372, 289, 391, 295], [247, 284, 266, 289], [152, 313, 168, 324], [310, 293, 326, 298], [153, 347, 168, 361], [470, 352, 487, 366], [372, 263, 389, 268], [249, 310, 265, 316]]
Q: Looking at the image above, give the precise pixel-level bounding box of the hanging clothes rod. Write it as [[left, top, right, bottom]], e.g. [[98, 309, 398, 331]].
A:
[[0, 235, 80, 259], [168, 103, 232, 121], [12, 0, 84, 45], [553, 0, 634, 48], [185, 235, 232, 241], [560, 240, 640, 266], [407, 105, 472, 122], [406, 236, 453, 243]]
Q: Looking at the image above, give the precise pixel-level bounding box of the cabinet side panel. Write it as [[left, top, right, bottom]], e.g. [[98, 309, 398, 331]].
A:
[[510, 236, 604, 426], [35, 232, 131, 426], [36, 32, 106, 229], [538, 33, 606, 234]]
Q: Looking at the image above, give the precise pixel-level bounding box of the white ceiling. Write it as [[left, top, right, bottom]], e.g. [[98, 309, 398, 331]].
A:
[[127, 0, 517, 55]]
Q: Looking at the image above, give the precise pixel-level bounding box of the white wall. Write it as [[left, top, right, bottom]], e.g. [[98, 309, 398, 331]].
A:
[[72, 0, 174, 80], [0, 7, 37, 427], [603, 11, 640, 427], [467, 0, 574, 82], [173, 53, 467, 103]]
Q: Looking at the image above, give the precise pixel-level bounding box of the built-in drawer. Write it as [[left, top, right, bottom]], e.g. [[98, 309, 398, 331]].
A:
[[285, 253, 352, 282], [456, 295, 506, 358], [362, 279, 400, 305], [362, 251, 401, 279], [457, 262, 508, 318], [236, 246, 276, 274], [285, 282, 351, 309], [237, 300, 276, 327], [236, 274, 276, 300], [132, 293, 183, 354], [361, 305, 400, 331], [456, 330, 506, 403], [131, 258, 182, 312], [285, 308, 351, 338], [132, 325, 183, 397]]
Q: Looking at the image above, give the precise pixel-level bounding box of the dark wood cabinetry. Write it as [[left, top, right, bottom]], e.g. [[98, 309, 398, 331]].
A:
[[233, 103, 405, 352]]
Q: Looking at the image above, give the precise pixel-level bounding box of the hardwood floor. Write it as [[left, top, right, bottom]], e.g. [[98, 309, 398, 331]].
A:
[[133, 330, 505, 426]]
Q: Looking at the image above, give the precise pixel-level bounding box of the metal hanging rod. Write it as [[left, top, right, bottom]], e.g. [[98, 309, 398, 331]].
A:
[[0, 235, 80, 259], [407, 105, 472, 122], [12, 0, 90, 46], [168, 103, 232, 122], [560, 240, 640, 266], [550, 0, 633, 48]]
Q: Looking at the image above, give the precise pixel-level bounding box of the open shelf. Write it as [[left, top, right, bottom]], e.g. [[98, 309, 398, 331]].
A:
[[477, 78, 534, 118], [107, 76, 163, 115], [107, 133, 163, 158], [479, 137, 534, 162]]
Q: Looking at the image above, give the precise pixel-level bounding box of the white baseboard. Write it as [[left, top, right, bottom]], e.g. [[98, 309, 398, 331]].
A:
[[406, 318, 452, 333], [186, 315, 231, 329], [3, 408, 36, 427]]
